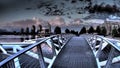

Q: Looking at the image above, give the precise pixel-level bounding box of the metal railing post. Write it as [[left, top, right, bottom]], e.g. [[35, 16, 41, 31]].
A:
[[37, 44, 46, 68], [60, 34, 63, 44], [104, 46, 115, 68], [13, 47, 20, 68], [57, 35, 62, 49], [0, 34, 72, 68], [96, 39, 103, 58], [93, 36, 97, 51], [50, 37, 57, 56]]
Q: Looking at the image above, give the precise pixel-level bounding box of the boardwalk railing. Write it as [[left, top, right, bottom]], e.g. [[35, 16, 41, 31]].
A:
[[86, 35, 120, 68], [0, 34, 73, 68]]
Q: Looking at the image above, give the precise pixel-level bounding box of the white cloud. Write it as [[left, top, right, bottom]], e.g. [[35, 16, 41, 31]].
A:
[[48, 16, 66, 26], [83, 19, 104, 24]]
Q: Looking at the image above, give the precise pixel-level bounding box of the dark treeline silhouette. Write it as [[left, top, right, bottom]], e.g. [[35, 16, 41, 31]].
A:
[[54, 26, 61, 34], [94, 25, 120, 37], [112, 26, 120, 37], [112, 27, 118, 37], [51, 25, 120, 38], [96, 26, 101, 35], [100, 26, 107, 36], [71, 30, 79, 36], [2, 24, 119, 38], [0, 24, 43, 35], [25, 27, 30, 35], [31, 25, 36, 34], [64, 27, 85, 36], [38, 24, 42, 33], [65, 28, 70, 33], [20, 24, 43, 35], [88, 26, 94, 34], [87, 26, 107, 36], [79, 26, 86, 34], [0, 31, 16, 35], [64, 26, 108, 36]]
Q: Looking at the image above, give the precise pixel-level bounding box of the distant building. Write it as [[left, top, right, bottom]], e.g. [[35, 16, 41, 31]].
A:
[[102, 15, 120, 35], [40, 22, 51, 36]]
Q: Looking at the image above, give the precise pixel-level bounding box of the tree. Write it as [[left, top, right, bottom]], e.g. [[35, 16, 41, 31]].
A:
[[31, 25, 36, 34], [13, 31, 17, 35], [48, 23, 51, 33], [54, 26, 61, 34], [75, 31, 79, 36], [79, 26, 86, 34], [26, 27, 29, 35], [70, 30, 78, 36], [88, 26, 94, 34], [38, 24, 42, 33], [112, 27, 118, 37], [96, 26, 101, 35], [21, 28, 24, 35], [101, 27, 107, 36], [65, 29, 70, 33], [45, 29, 49, 34], [71, 30, 75, 34], [118, 27, 120, 34]]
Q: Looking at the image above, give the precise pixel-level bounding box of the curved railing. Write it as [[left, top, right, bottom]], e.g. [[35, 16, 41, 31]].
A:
[[0, 34, 73, 68], [86, 35, 120, 68]]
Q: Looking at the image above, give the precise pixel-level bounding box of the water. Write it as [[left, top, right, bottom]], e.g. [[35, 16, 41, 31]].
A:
[[0, 35, 54, 58], [0, 35, 37, 42]]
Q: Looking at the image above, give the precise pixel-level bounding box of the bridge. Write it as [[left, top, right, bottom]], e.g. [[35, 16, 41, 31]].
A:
[[0, 34, 120, 68]]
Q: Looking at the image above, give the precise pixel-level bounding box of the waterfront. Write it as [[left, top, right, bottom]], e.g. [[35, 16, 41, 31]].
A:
[[0, 35, 38, 42]]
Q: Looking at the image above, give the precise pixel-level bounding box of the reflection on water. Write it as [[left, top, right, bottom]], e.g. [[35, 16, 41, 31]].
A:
[[21, 35, 36, 42], [0, 35, 37, 42]]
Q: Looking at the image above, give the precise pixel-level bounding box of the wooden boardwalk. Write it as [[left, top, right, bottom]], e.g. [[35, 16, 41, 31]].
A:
[[52, 36, 97, 68]]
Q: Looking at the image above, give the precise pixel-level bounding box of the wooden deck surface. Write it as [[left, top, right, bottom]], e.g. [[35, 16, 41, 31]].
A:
[[52, 36, 97, 68]]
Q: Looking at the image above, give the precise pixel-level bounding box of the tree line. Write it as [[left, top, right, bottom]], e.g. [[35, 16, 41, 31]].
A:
[[112, 27, 120, 37], [0, 24, 43, 35], [1, 25, 120, 38], [20, 24, 42, 35], [54, 26, 107, 36], [63, 26, 107, 36], [53, 25, 120, 37]]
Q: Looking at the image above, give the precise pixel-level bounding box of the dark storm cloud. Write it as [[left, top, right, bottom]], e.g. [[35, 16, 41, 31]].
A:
[[0, 0, 53, 13], [0, 0, 120, 23], [0, 3, 4, 12], [0, 0, 21, 12], [0, 0, 94, 15], [0, 0, 38, 11]]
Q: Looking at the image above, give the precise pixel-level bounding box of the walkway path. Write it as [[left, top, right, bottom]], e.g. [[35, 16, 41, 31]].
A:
[[52, 36, 97, 68]]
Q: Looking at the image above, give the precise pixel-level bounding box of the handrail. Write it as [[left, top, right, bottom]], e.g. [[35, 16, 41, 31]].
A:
[[96, 35, 120, 51], [0, 35, 55, 67], [0, 45, 7, 54], [0, 34, 73, 68], [86, 34, 120, 68]]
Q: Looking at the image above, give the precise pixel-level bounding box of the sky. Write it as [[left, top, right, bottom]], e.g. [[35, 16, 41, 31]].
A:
[[0, 0, 88, 23], [0, 0, 119, 31]]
